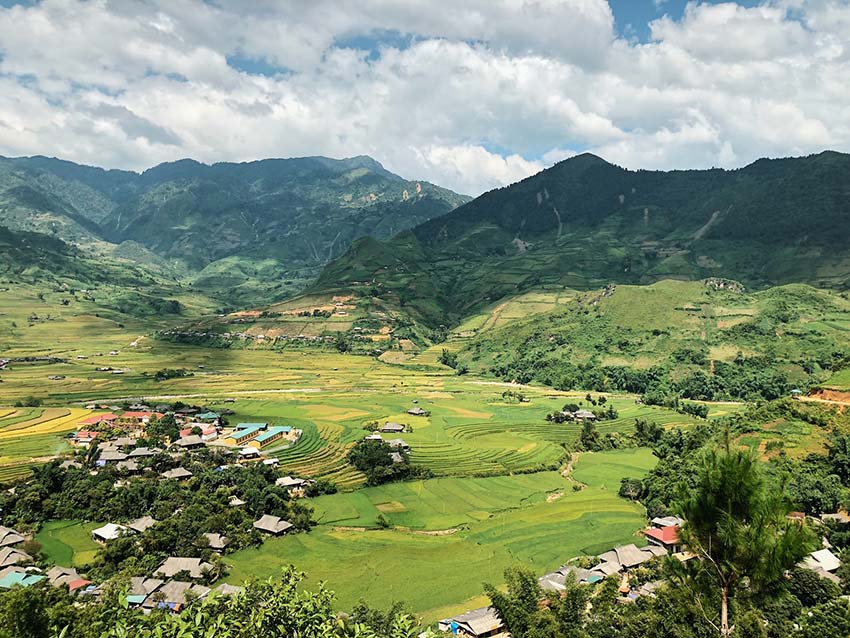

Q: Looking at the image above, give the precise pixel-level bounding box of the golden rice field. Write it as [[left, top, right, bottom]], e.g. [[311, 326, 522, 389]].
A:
[[0, 407, 91, 482]]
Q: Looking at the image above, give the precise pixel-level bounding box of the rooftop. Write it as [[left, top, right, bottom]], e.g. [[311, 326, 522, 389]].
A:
[[155, 557, 213, 579], [254, 426, 292, 443], [644, 525, 680, 545]]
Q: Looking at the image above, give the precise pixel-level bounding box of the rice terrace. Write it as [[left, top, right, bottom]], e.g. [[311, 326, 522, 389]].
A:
[[0, 312, 728, 620]]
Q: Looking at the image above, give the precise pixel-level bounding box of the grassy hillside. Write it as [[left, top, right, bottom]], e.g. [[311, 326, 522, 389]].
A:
[[314, 151, 850, 326], [460, 279, 850, 400]]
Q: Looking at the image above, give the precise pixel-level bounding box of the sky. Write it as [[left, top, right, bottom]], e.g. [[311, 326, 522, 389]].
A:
[[0, 1, 848, 196]]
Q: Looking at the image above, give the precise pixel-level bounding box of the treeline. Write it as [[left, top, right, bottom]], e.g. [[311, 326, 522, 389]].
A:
[[619, 399, 850, 535], [347, 440, 432, 486], [491, 354, 796, 402]]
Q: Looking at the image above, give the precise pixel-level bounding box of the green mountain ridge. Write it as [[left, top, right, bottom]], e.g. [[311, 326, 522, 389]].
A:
[[0, 154, 469, 306], [313, 150, 850, 326]]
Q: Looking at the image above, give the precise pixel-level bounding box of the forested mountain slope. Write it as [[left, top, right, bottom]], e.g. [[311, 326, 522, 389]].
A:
[[0, 154, 468, 306], [314, 151, 850, 326]]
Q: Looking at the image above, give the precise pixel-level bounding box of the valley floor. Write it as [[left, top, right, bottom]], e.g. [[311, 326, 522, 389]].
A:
[[0, 292, 748, 621], [224, 450, 656, 623]]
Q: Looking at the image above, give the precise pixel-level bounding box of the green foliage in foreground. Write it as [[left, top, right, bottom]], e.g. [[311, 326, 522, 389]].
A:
[[675, 446, 815, 636], [0, 568, 419, 638], [480, 562, 850, 638]]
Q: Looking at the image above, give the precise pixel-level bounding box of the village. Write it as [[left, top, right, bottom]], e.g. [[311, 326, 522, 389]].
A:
[[438, 512, 847, 638], [4, 498, 842, 633], [0, 402, 320, 610], [0, 401, 439, 612]]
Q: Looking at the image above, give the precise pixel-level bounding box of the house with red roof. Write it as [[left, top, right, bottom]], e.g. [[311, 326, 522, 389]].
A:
[[179, 424, 218, 441], [643, 524, 682, 553], [72, 430, 100, 446]]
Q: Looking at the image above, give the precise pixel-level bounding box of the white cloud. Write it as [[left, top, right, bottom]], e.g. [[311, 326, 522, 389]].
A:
[[413, 144, 545, 195], [0, 0, 848, 195]]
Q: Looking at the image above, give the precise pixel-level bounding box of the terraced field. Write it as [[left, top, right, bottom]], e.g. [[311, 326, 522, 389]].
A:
[[225, 449, 657, 623], [201, 387, 717, 488], [0, 407, 91, 481]]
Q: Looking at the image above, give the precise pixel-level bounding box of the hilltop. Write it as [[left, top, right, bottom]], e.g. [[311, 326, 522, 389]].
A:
[[312, 151, 850, 326]]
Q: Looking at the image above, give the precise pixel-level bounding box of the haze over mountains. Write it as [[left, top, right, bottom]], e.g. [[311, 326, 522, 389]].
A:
[[0, 154, 468, 306]]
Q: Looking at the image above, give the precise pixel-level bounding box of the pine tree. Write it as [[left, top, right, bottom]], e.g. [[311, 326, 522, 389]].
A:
[[675, 444, 815, 637]]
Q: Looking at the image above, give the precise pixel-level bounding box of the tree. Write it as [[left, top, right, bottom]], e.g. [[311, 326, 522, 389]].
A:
[[502, 390, 526, 403], [484, 567, 544, 638], [578, 421, 601, 451], [828, 433, 850, 483], [0, 585, 49, 638], [336, 336, 351, 353], [618, 477, 643, 500], [674, 445, 815, 637], [798, 599, 850, 638], [633, 418, 664, 446], [484, 567, 588, 638], [788, 567, 840, 607], [439, 349, 458, 369]]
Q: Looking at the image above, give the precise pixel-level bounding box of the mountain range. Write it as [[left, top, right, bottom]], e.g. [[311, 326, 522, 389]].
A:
[[3, 149, 850, 332], [313, 151, 850, 326], [0, 154, 468, 307]]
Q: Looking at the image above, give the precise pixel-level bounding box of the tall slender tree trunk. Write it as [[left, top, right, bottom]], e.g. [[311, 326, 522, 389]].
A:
[[720, 586, 730, 637]]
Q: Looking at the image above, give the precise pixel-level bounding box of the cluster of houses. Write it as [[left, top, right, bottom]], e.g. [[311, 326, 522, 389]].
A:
[[536, 516, 686, 603], [0, 482, 302, 608], [365, 425, 411, 464], [82, 507, 295, 610], [90, 557, 240, 611], [441, 513, 846, 638], [548, 408, 597, 423], [159, 329, 340, 346], [70, 404, 303, 474], [0, 524, 93, 592]]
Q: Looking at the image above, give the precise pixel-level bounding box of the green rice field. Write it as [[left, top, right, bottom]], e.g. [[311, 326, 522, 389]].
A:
[[225, 449, 658, 623], [36, 520, 102, 568], [0, 284, 742, 622]]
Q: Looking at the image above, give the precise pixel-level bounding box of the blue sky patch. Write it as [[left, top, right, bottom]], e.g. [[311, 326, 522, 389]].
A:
[[610, 0, 766, 41]]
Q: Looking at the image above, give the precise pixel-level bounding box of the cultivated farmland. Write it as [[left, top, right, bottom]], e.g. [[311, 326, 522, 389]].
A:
[[225, 449, 657, 623]]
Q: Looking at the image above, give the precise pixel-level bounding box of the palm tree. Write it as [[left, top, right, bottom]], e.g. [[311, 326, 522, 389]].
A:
[[675, 444, 815, 637]]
